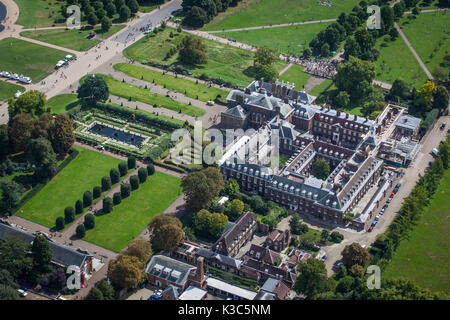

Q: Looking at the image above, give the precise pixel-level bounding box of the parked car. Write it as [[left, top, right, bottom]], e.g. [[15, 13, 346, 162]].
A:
[[155, 289, 163, 297], [440, 122, 446, 130], [371, 220, 378, 227], [321, 255, 327, 262], [431, 148, 439, 158], [368, 226, 373, 232], [376, 214, 381, 220], [333, 261, 343, 271], [147, 295, 159, 300], [206, 100, 214, 106], [383, 204, 388, 210], [390, 192, 395, 198], [17, 289, 27, 297], [387, 197, 392, 203]]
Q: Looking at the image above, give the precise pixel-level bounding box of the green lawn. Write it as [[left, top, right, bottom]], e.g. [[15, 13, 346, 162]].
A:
[[20, 25, 126, 51], [374, 34, 428, 88], [308, 78, 333, 96], [83, 171, 182, 252], [214, 22, 332, 56], [124, 27, 286, 87], [0, 38, 72, 83], [383, 169, 450, 293], [113, 63, 229, 102], [0, 81, 25, 102], [17, 146, 123, 228], [202, 0, 360, 31], [278, 64, 311, 89], [15, 0, 65, 28], [47, 94, 81, 114], [399, 11, 450, 76], [89, 74, 206, 117]]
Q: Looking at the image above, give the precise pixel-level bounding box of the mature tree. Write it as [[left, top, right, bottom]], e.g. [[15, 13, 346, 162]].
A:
[[120, 183, 131, 198], [334, 56, 376, 101], [87, 12, 99, 26], [254, 46, 277, 66], [179, 35, 208, 65], [290, 213, 308, 235], [96, 280, 115, 300], [130, 175, 139, 190], [138, 167, 148, 183], [77, 75, 109, 103], [0, 236, 33, 279], [118, 162, 128, 176], [123, 238, 153, 264], [105, 2, 117, 17], [334, 91, 350, 109], [343, 37, 361, 60], [31, 234, 52, 273], [433, 86, 449, 110], [0, 180, 23, 214], [76, 224, 86, 238], [110, 168, 120, 184], [354, 29, 375, 54], [49, 114, 74, 156], [225, 199, 244, 221], [294, 258, 333, 299], [101, 16, 112, 33], [379, 278, 438, 300], [341, 242, 370, 268], [389, 79, 410, 100], [64, 206, 75, 223], [9, 113, 35, 153], [0, 285, 20, 300], [26, 138, 58, 181], [55, 217, 65, 230], [181, 167, 224, 212], [148, 214, 185, 251], [0, 269, 17, 288], [380, 5, 394, 35], [252, 63, 278, 82], [101, 176, 112, 191], [184, 6, 208, 28], [223, 178, 239, 196], [113, 192, 122, 205], [103, 197, 113, 213], [0, 124, 11, 159], [147, 163, 155, 175], [195, 209, 228, 239], [32, 113, 52, 140], [85, 287, 104, 300], [393, 1, 406, 18], [83, 190, 93, 207], [127, 0, 139, 13], [107, 254, 144, 289], [312, 158, 330, 180], [8, 90, 46, 119], [49, 268, 66, 290]]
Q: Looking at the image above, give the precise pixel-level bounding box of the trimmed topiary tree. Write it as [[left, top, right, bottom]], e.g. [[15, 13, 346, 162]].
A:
[[113, 192, 122, 205], [103, 197, 113, 214], [110, 168, 120, 184], [101, 176, 112, 191], [55, 217, 65, 230], [64, 206, 75, 223], [118, 162, 128, 176], [121, 183, 131, 198], [75, 200, 83, 214], [83, 191, 93, 207], [93, 186, 102, 199], [130, 175, 139, 190], [76, 224, 86, 238], [147, 164, 155, 175], [84, 214, 95, 229], [127, 156, 136, 169], [138, 167, 148, 183]]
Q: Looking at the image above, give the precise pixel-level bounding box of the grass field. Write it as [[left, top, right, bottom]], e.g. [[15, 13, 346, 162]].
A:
[[399, 11, 450, 76], [20, 25, 126, 51], [214, 22, 332, 56], [374, 34, 428, 88], [0, 81, 25, 102], [47, 94, 80, 114], [113, 63, 230, 102], [308, 78, 333, 96], [17, 146, 122, 228], [0, 38, 71, 83], [123, 27, 287, 87], [90, 74, 206, 117], [15, 0, 65, 28], [202, 0, 359, 31], [83, 171, 182, 252], [278, 64, 311, 89], [383, 169, 450, 293]]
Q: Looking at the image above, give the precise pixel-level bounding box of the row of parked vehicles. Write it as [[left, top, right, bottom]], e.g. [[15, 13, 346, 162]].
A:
[[55, 55, 74, 69], [368, 183, 402, 232], [0, 71, 32, 84]]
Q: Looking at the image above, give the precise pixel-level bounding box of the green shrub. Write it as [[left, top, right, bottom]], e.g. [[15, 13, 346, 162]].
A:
[[93, 186, 102, 199], [55, 217, 65, 230], [102, 197, 113, 214], [110, 168, 120, 184], [101, 176, 112, 191], [64, 206, 75, 223], [121, 183, 131, 198], [138, 167, 148, 183], [330, 231, 344, 243], [75, 200, 83, 214], [83, 191, 93, 207], [76, 224, 86, 238], [84, 213, 95, 229], [113, 192, 122, 205], [127, 156, 136, 169], [130, 175, 139, 190], [118, 162, 128, 176], [147, 164, 155, 175]]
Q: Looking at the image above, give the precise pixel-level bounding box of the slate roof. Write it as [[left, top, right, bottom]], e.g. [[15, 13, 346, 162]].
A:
[[260, 277, 290, 300], [145, 255, 196, 286], [162, 284, 181, 299], [222, 105, 247, 119], [0, 222, 92, 268], [395, 114, 421, 131], [195, 248, 243, 269], [246, 244, 280, 265], [254, 291, 277, 300]]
